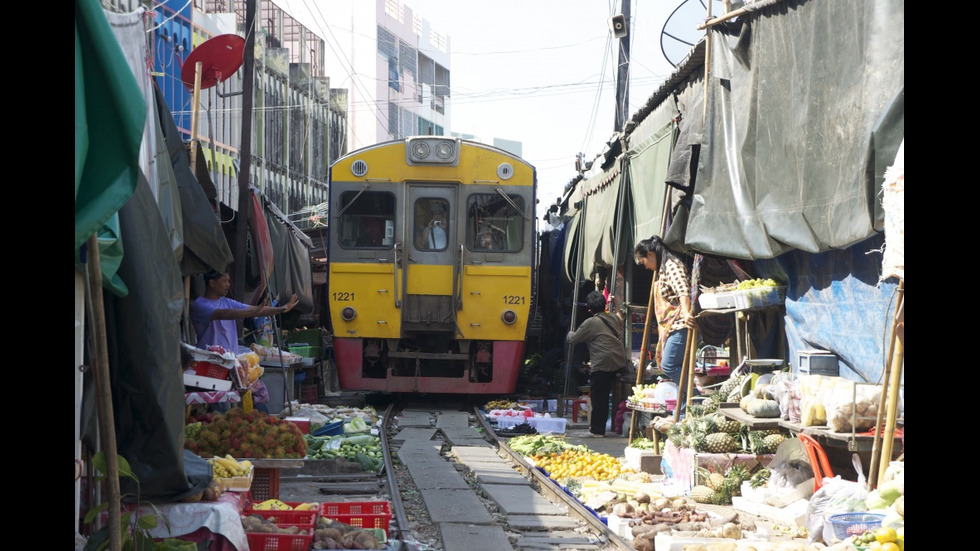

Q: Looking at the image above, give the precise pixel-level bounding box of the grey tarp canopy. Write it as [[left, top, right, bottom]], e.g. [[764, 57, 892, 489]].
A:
[[683, 0, 904, 259], [559, 0, 903, 380]]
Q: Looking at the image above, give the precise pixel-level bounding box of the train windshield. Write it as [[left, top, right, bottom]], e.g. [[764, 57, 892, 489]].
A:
[[413, 198, 451, 251], [338, 190, 395, 248], [466, 193, 525, 252]]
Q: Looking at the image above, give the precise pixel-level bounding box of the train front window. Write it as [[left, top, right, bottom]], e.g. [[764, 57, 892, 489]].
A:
[[466, 194, 524, 252], [414, 198, 450, 251], [338, 190, 395, 248]]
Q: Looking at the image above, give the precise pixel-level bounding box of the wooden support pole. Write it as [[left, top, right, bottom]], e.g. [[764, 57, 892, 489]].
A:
[[876, 281, 904, 487], [86, 235, 121, 551], [629, 274, 659, 441]]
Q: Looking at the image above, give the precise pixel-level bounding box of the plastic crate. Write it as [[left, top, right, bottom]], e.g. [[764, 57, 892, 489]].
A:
[[244, 501, 318, 529], [320, 501, 393, 536], [192, 361, 231, 379], [245, 532, 313, 551], [828, 512, 884, 540], [251, 467, 281, 502]]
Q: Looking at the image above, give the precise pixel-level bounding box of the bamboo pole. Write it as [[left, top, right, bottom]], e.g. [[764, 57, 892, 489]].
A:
[[86, 235, 121, 551], [876, 281, 905, 486], [188, 61, 202, 171], [674, 326, 698, 422], [868, 293, 899, 489], [628, 274, 659, 441]]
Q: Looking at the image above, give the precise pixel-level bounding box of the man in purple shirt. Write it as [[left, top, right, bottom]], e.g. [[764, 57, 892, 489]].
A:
[[190, 271, 298, 353]]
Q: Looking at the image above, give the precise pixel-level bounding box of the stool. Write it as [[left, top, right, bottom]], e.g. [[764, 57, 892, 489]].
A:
[[798, 433, 834, 492], [557, 396, 590, 423]]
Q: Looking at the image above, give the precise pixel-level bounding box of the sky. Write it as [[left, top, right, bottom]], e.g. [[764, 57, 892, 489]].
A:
[[275, 0, 713, 220]]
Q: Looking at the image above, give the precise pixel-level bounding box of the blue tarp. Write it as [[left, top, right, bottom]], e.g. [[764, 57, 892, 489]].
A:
[[754, 233, 901, 384]]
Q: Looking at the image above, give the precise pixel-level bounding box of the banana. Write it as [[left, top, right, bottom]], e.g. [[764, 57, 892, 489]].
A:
[[215, 456, 241, 472], [293, 502, 317, 511]]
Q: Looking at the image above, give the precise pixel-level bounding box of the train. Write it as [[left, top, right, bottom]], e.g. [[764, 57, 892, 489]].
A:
[[326, 136, 537, 394]]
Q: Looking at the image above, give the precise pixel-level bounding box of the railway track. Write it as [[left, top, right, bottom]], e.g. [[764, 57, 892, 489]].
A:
[[278, 395, 635, 550]]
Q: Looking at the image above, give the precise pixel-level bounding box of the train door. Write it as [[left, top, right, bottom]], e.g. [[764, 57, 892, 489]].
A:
[[403, 186, 457, 334]]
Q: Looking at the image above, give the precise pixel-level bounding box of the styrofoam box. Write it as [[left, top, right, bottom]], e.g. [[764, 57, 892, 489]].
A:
[[495, 415, 567, 434], [607, 514, 634, 541], [655, 534, 738, 551], [183, 372, 233, 391], [732, 496, 808, 527], [699, 291, 736, 309]]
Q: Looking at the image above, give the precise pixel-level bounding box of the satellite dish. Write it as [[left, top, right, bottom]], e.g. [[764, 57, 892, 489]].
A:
[[660, 0, 727, 67], [180, 34, 245, 90]]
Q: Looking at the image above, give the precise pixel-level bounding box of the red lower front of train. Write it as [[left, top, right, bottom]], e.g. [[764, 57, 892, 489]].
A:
[[333, 338, 524, 394]]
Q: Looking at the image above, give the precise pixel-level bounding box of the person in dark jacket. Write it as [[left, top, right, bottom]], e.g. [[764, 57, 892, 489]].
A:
[[567, 290, 628, 437]]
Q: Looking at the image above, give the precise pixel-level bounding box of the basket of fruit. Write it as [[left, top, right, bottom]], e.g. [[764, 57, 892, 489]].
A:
[[828, 512, 884, 540]]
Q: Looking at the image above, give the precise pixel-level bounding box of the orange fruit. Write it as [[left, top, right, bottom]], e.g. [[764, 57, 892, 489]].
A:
[[875, 527, 898, 544], [879, 543, 900, 551]]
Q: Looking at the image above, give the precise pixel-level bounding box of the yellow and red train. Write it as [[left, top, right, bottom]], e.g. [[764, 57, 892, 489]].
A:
[[326, 137, 537, 394]]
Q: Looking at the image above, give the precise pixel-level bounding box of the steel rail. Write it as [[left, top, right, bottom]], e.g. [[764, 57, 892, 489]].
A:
[[472, 406, 634, 550]]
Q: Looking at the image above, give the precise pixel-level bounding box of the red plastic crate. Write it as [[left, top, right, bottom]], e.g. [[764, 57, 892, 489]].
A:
[[320, 501, 393, 536], [244, 501, 318, 529], [245, 532, 313, 551], [191, 361, 231, 379], [251, 467, 280, 502]]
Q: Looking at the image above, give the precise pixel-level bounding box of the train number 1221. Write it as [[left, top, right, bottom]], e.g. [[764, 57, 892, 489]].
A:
[[503, 295, 525, 305], [333, 292, 354, 301]]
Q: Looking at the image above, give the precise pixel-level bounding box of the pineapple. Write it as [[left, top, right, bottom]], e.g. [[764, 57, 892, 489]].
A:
[[707, 472, 727, 491], [761, 433, 786, 454], [749, 468, 771, 488], [700, 399, 720, 414], [726, 464, 751, 489], [717, 374, 744, 402], [691, 485, 715, 504], [712, 413, 742, 434], [704, 432, 738, 453]]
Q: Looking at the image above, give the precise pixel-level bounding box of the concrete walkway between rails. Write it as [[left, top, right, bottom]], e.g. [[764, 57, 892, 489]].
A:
[[394, 408, 603, 551]]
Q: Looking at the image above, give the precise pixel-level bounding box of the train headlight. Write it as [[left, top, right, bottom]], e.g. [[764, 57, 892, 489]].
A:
[[341, 306, 357, 321], [435, 141, 455, 159], [411, 141, 430, 160], [501, 310, 517, 325], [406, 137, 460, 165]]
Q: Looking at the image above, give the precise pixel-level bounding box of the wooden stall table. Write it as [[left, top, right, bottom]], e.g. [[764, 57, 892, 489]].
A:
[[717, 403, 782, 431]]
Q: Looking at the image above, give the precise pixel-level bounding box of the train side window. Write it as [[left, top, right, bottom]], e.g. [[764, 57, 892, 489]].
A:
[[339, 190, 395, 248], [466, 193, 524, 252], [415, 198, 450, 250]]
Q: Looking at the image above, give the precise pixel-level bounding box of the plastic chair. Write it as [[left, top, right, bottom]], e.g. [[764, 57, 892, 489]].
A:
[[798, 433, 834, 492]]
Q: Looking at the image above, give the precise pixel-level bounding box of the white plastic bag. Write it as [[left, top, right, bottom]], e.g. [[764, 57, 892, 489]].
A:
[[767, 437, 812, 490], [805, 454, 868, 544]]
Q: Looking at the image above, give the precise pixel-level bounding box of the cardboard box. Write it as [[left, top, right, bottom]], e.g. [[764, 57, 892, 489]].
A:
[[624, 447, 662, 474]]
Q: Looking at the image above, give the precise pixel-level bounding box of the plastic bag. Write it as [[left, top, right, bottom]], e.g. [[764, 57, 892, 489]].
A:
[[768, 374, 802, 422], [806, 454, 868, 544], [825, 380, 880, 432], [767, 437, 812, 490]]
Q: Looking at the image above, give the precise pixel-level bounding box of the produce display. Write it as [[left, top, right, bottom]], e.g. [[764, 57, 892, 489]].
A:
[[304, 433, 384, 471], [530, 449, 634, 483], [185, 408, 308, 459], [207, 455, 252, 478], [312, 517, 386, 550]]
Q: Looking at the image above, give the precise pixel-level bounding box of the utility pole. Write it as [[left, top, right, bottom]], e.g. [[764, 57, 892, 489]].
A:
[[234, 0, 257, 302], [614, 0, 632, 132]]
